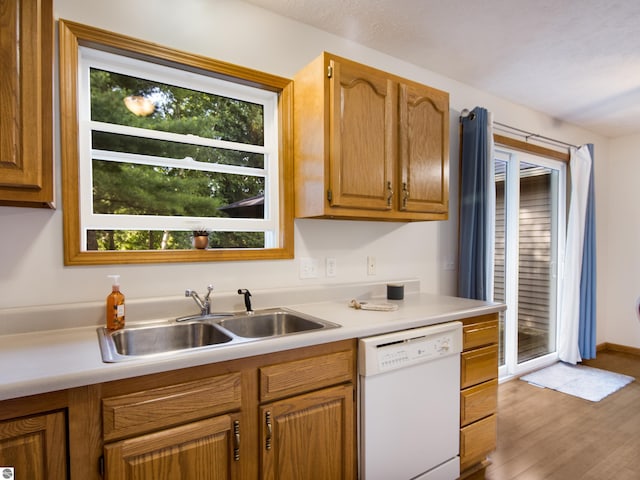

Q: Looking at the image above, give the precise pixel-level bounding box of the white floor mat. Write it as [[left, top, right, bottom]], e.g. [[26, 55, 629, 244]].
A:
[[520, 362, 634, 402]]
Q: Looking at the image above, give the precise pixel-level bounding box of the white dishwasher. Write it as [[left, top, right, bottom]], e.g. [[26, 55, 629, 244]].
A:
[[359, 322, 462, 480]]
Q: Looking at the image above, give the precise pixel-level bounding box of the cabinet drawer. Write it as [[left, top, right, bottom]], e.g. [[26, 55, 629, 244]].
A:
[[460, 414, 497, 470], [461, 345, 498, 389], [260, 350, 354, 402], [463, 319, 499, 350], [461, 379, 498, 427], [103, 372, 241, 441]]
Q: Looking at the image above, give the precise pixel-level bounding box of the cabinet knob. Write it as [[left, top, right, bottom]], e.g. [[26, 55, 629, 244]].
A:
[[386, 181, 393, 206]]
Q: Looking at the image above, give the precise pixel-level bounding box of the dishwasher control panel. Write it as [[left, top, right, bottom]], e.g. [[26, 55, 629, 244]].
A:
[[376, 335, 454, 372], [359, 321, 463, 376]]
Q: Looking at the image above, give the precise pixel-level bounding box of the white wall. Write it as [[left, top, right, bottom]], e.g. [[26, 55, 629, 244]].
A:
[[602, 134, 640, 347], [1, 0, 618, 346]]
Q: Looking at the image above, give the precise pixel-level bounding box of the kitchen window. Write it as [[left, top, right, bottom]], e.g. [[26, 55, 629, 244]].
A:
[[59, 20, 294, 265]]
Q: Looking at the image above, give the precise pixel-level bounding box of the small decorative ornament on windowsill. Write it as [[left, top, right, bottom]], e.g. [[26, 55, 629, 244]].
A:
[[192, 230, 209, 249]]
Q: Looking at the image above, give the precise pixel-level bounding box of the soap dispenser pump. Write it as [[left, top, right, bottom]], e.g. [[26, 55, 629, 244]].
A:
[[106, 275, 125, 331]]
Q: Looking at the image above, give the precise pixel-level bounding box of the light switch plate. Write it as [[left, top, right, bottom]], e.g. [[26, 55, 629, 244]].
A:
[[367, 256, 376, 275]]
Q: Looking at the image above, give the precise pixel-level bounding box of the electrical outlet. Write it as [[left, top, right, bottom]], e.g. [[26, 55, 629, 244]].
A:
[[443, 257, 456, 271], [299, 257, 319, 279], [326, 257, 337, 277], [367, 256, 376, 275]]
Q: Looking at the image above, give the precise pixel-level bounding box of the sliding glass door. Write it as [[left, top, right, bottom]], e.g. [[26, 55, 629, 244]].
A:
[[495, 147, 566, 378]]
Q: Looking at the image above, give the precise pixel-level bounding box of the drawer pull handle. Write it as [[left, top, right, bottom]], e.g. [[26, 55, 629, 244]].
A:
[[402, 182, 409, 208], [265, 411, 273, 450], [386, 181, 394, 206], [233, 420, 240, 461]]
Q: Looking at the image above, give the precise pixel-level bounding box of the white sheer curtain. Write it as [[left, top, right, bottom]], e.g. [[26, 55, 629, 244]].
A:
[[558, 145, 592, 364]]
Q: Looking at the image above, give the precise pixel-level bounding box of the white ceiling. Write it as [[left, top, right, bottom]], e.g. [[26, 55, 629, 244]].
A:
[[244, 0, 640, 138]]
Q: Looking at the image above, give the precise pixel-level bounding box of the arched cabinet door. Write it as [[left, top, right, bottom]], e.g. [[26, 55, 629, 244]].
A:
[[398, 82, 449, 214], [328, 57, 396, 212], [0, 0, 54, 208]]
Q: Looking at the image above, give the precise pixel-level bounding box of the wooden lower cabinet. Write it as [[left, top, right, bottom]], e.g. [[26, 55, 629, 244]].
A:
[[460, 415, 497, 472], [0, 340, 356, 480], [260, 384, 354, 480], [258, 347, 356, 480], [0, 316, 502, 480], [459, 314, 499, 479], [104, 414, 240, 480], [99, 340, 356, 480], [0, 410, 67, 479]]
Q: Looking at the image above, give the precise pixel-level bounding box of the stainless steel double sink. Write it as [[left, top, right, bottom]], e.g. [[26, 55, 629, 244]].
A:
[[97, 308, 340, 362]]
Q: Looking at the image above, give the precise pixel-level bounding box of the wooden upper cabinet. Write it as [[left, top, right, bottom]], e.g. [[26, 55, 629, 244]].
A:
[[0, 0, 54, 208], [294, 52, 449, 221], [398, 82, 449, 214], [328, 58, 396, 211]]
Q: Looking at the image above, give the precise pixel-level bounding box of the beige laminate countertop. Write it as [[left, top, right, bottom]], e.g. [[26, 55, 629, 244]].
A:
[[0, 292, 504, 401]]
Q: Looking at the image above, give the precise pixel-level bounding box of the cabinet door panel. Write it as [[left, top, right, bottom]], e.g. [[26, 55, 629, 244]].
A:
[[0, 411, 67, 480], [0, 0, 53, 207], [104, 414, 238, 480], [398, 82, 449, 213], [329, 58, 395, 211], [260, 384, 355, 480]]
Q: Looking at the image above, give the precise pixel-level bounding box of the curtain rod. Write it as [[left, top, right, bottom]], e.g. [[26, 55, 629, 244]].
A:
[[460, 109, 578, 149], [493, 121, 578, 149]]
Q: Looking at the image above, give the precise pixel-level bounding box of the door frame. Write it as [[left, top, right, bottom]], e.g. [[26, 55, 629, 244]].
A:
[[495, 146, 567, 381]]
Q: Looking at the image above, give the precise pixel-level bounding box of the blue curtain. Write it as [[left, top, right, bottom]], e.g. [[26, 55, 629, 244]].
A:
[[578, 144, 597, 359], [458, 107, 490, 301]]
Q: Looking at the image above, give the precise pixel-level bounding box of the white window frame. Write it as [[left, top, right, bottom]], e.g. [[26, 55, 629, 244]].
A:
[[77, 46, 280, 250]]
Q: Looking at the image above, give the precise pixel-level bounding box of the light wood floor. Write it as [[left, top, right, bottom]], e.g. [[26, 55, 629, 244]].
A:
[[485, 350, 640, 480]]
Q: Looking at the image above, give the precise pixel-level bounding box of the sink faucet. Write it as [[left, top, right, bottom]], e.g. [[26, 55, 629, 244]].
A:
[[238, 289, 253, 314], [185, 285, 213, 316]]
